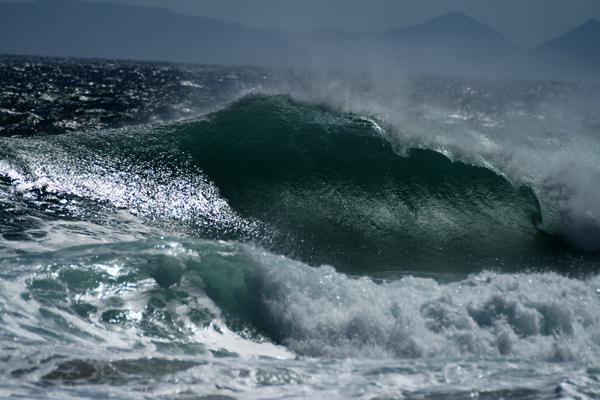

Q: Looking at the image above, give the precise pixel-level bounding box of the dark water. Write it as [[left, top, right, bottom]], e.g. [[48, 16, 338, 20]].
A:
[[0, 55, 280, 136], [1, 56, 600, 399]]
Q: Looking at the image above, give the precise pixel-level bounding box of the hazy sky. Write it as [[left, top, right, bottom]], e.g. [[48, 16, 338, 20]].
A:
[[6, 0, 600, 46]]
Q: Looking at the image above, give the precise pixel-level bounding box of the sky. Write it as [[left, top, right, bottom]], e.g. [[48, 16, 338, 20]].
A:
[[5, 0, 600, 46]]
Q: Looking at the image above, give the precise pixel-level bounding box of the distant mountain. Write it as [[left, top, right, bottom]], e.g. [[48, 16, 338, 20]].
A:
[[0, 0, 598, 80], [536, 19, 600, 67], [0, 0, 305, 65], [377, 12, 522, 76], [301, 12, 522, 76], [529, 19, 600, 80], [385, 12, 516, 50]]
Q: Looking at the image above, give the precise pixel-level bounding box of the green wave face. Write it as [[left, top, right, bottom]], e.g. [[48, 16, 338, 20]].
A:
[[173, 95, 565, 274], [0, 94, 588, 276]]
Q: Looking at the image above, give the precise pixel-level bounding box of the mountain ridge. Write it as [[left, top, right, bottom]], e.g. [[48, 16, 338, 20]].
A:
[[388, 11, 517, 46], [0, 0, 598, 80]]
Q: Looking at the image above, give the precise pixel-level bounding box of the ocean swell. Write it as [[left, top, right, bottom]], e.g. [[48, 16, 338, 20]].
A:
[[0, 94, 597, 275]]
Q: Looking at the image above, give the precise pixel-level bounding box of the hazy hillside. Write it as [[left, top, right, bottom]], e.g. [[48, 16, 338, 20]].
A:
[[533, 19, 600, 79], [0, 0, 305, 65], [1, 0, 598, 80]]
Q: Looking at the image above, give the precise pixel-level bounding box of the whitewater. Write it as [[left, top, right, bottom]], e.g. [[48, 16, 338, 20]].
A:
[[1, 56, 600, 399]]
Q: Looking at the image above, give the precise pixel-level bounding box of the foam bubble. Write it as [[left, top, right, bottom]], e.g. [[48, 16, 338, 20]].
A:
[[196, 243, 600, 361]]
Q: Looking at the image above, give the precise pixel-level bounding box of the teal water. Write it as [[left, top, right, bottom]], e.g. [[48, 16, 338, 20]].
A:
[[1, 58, 600, 399]]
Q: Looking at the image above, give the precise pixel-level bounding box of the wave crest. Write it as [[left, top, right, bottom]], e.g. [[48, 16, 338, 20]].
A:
[[0, 94, 597, 274]]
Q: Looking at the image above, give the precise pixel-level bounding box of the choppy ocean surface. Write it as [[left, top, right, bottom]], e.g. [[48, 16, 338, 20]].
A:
[[1, 55, 600, 399]]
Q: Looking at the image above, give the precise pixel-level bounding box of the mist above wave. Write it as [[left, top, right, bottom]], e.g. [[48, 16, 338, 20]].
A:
[[284, 72, 600, 253]]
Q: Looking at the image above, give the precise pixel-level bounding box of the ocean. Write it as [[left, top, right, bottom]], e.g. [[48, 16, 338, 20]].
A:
[[1, 55, 600, 399]]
